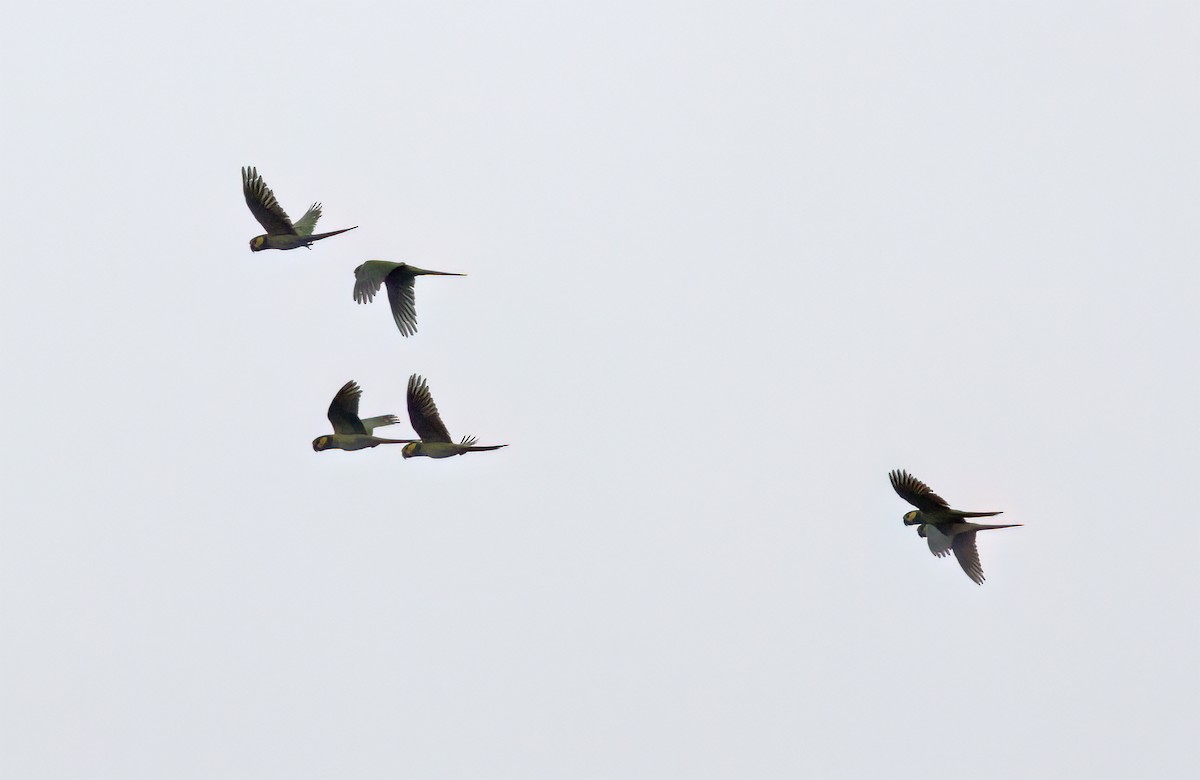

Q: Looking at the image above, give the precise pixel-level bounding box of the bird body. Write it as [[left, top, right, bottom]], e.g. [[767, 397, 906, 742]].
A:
[[401, 374, 506, 459], [242, 166, 357, 252], [401, 440, 506, 459], [314, 432, 414, 452], [902, 507, 1004, 525], [253, 227, 357, 252], [312, 381, 415, 452], [353, 260, 465, 337], [889, 469, 1020, 585]]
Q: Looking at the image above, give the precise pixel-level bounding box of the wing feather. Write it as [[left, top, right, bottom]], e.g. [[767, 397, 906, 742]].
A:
[[923, 525, 955, 557], [353, 262, 418, 336], [292, 202, 323, 236], [327, 380, 367, 435], [360, 414, 400, 434], [354, 260, 398, 303], [407, 374, 452, 443], [952, 531, 985, 585], [890, 469, 951, 512], [242, 166, 297, 236], [383, 269, 419, 337]]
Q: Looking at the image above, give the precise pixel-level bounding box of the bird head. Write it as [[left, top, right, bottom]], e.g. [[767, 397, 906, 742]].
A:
[[903, 510, 921, 525], [402, 442, 420, 459], [250, 235, 267, 251], [312, 436, 331, 451]]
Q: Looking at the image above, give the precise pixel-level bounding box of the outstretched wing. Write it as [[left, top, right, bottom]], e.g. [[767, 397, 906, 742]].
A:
[[890, 469, 950, 512], [353, 262, 417, 336], [923, 525, 955, 557], [407, 374, 452, 443], [952, 531, 985, 585], [327, 380, 367, 435], [383, 269, 419, 337], [360, 414, 400, 434], [354, 260, 396, 303], [242, 166, 297, 236], [292, 202, 323, 236]]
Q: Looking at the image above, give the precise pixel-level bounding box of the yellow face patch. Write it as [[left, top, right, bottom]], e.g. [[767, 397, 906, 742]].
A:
[[251, 236, 265, 250], [904, 510, 919, 523]]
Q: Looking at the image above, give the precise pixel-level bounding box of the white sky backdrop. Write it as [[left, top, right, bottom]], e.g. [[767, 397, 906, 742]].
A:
[[2, 1, 1196, 778]]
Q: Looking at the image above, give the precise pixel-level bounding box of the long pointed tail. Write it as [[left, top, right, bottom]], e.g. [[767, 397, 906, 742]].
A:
[[958, 510, 1003, 518], [411, 268, 466, 277], [968, 522, 1022, 531], [309, 226, 359, 241], [466, 444, 507, 452]]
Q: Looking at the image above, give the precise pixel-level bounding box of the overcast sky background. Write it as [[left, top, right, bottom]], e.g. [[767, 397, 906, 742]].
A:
[[2, 2, 1197, 778]]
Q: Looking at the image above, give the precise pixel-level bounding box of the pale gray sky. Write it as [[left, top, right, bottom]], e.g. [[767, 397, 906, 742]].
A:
[[2, 1, 1197, 778]]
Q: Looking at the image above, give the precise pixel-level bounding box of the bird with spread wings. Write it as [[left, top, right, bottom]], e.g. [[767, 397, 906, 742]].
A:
[[889, 469, 1020, 585], [242, 166, 357, 251], [312, 381, 416, 452], [401, 374, 506, 459], [353, 261, 464, 337]]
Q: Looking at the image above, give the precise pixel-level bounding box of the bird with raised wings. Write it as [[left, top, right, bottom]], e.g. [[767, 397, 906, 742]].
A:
[[242, 166, 358, 251], [889, 469, 1020, 585], [401, 374, 506, 459], [312, 380, 416, 452], [353, 261, 465, 337]]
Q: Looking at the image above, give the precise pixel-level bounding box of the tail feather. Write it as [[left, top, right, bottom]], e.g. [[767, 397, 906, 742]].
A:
[[958, 510, 1003, 518], [309, 226, 358, 241], [969, 522, 1022, 531], [458, 435, 507, 453]]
